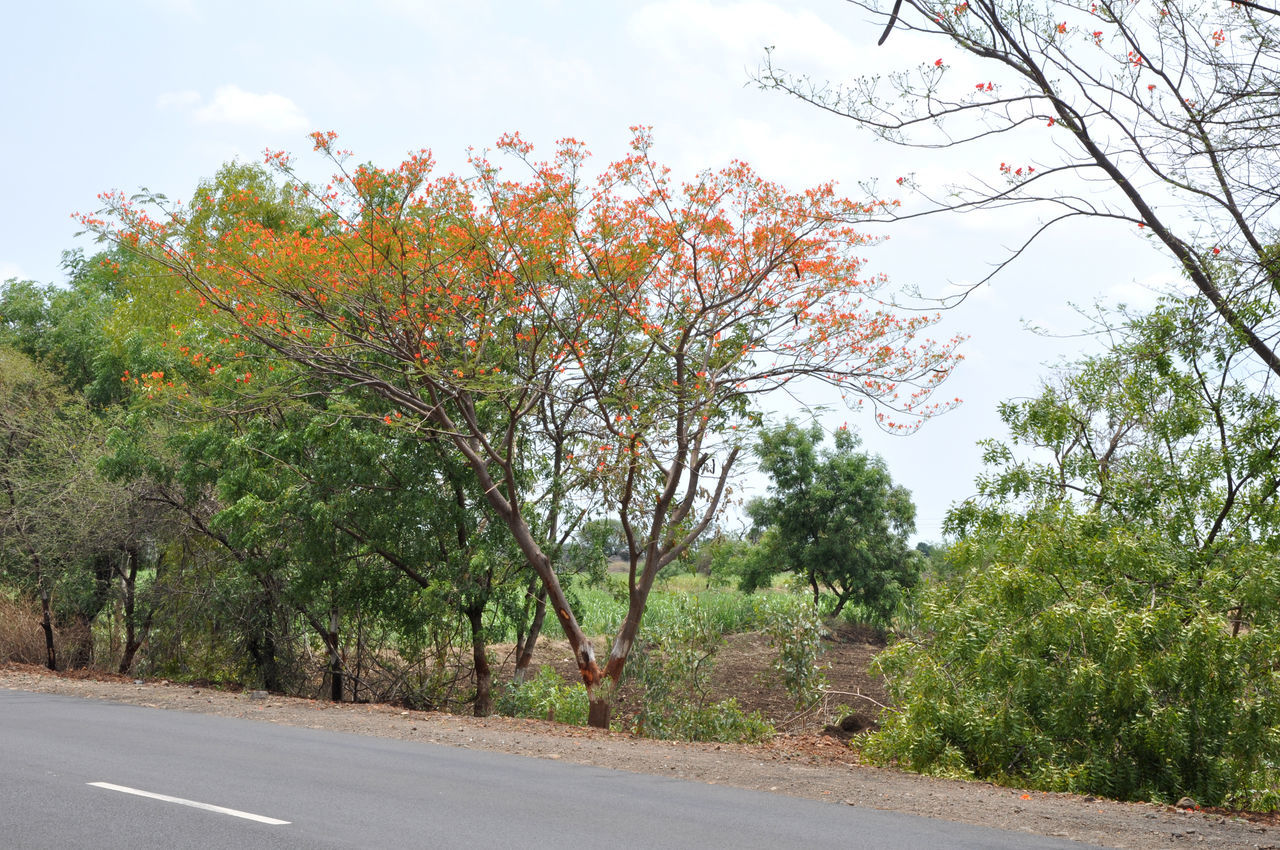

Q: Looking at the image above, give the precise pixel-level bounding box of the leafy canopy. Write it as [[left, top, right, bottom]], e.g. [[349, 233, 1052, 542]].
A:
[[869, 297, 1280, 808], [745, 422, 919, 623]]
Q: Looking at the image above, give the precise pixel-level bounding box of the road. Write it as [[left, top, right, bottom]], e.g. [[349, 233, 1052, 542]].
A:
[[0, 690, 1100, 848]]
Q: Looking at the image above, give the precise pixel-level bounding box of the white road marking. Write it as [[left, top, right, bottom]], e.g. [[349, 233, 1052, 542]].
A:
[[87, 782, 290, 825]]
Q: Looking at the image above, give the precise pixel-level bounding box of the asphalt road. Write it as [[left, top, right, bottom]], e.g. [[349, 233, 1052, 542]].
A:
[[0, 690, 1101, 849]]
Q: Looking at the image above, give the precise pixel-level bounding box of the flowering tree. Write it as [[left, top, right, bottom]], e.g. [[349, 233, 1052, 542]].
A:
[[760, 0, 1280, 375], [84, 129, 960, 726]]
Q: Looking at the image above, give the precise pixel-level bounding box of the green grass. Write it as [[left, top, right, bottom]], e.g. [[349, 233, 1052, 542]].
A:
[[565, 573, 815, 640]]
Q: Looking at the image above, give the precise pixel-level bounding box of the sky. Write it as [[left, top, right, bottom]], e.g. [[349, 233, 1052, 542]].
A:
[[0, 0, 1179, 539]]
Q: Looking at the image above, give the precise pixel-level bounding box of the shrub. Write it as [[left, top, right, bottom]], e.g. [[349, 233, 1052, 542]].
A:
[[628, 594, 775, 743], [865, 510, 1280, 808], [496, 665, 589, 726], [0, 593, 53, 665], [757, 595, 829, 709]]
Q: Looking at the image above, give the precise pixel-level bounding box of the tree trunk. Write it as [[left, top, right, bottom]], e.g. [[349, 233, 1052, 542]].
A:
[[39, 586, 56, 671], [354, 614, 365, 704], [118, 633, 145, 675], [429, 403, 602, 703], [117, 549, 153, 676], [513, 581, 547, 682], [66, 552, 116, 669], [466, 604, 492, 717], [118, 548, 139, 674], [327, 607, 343, 703], [584, 575, 654, 730], [247, 577, 286, 692], [66, 613, 94, 670], [588, 695, 612, 729]]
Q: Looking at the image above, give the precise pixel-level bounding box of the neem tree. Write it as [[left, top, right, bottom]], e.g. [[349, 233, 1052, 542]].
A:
[[85, 129, 960, 726], [761, 0, 1280, 375]]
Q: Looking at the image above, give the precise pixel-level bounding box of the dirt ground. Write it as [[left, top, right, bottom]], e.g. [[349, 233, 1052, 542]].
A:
[[3, 628, 1277, 849], [488, 620, 889, 737]]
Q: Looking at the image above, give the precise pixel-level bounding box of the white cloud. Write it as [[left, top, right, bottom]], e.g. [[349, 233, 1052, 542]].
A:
[[142, 0, 200, 16], [370, 0, 494, 30], [0, 261, 26, 282], [629, 1, 857, 75], [194, 86, 309, 134], [664, 116, 853, 186], [156, 90, 200, 110], [1104, 271, 1186, 311], [156, 85, 309, 135]]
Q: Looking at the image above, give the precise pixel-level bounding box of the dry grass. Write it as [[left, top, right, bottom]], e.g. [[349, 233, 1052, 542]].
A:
[[0, 595, 53, 666]]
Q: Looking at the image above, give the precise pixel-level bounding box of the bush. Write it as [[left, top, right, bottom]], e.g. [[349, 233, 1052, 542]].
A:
[[865, 510, 1280, 808], [0, 593, 53, 665], [496, 665, 589, 726], [757, 595, 829, 709], [628, 594, 774, 743], [635, 695, 774, 744]]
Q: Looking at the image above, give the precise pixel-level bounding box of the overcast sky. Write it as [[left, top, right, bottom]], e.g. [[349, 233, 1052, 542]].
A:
[[1, 0, 1179, 539]]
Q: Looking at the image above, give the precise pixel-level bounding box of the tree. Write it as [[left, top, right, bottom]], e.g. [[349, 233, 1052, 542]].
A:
[[746, 422, 920, 623], [0, 249, 143, 407], [211, 403, 525, 714], [955, 295, 1280, 552], [759, 0, 1280, 377], [85, 129, 961, 726], [0, 348, 124, 669], [1, 265, 193, 674], [869, 297, 1280, 806]]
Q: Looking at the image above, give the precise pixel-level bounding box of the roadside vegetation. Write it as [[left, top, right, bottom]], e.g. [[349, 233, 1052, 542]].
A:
[[6, 0, 1280, 808], [0, 141, 932, 745]]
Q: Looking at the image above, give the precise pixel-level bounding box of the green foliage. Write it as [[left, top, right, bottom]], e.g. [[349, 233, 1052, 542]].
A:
[[565, 576, 768, 639], [496, 665, 589, 726], [652, 587, 766, 636], [0, 347, 133, 664], [566, 581, 826, 728], [139, 550, 289, 687], [562, 580, 624, 637], [758, 595, 829, 709], [703, 532, 774, 591], [747, 422, 920, 624], [627, 594, 775, 743], [868, 298, 1280, 808], [637, 695, 774, 744], [867, 510, 1280, 807], [0, 251, 157, 408], [963, 297, 1280, 547]]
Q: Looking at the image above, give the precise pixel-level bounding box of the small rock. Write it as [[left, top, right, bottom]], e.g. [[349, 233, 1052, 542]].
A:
[[248, 690, 268, 700]]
